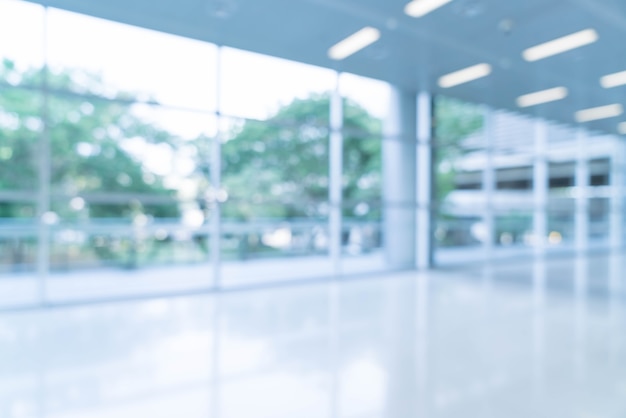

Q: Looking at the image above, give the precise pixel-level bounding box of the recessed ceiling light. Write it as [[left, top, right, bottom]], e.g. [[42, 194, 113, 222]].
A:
[[438, 63, 492, 88], [405, 0, 453, 18], [575, 104, 623, 123], [516, 87, 568, 108], [618, 122, 626, 134], [328, 27, 381, 61], [522, 29, 598, 62], [600, 70, 626, 89]]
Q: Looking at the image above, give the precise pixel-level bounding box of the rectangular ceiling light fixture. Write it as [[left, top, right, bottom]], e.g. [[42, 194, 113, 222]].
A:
[[516, 87, 568, 108], [600, 70, 626, 88], [328, 27, 381, 61], [438, 63, 492, 88], [405, 0, 453, 18], [575, 104, 623, 123], [618, 122, 626, 134], [522, 29, 598, 62]]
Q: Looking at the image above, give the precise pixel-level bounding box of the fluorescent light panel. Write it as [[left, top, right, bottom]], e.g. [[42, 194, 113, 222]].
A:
[[601, 70, 626, 88], [328, 27, 380, 61], [522, 29, 598, 62], [516, 87, 568, 108], [405, 0, 453, 18], [575, 104, 623, 123], [438, 63, 492, 88], [618, 122, 626, 135]]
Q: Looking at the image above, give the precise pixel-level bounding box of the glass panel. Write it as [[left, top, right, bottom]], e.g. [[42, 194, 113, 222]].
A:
[[0, 204, 37, 273], [341, 135, 384, 274], [48, 202, 212, 271], [220, 202, 330, 286], [434, 206, 484, 266], [589, 197, 609, 244], [0, 0, 45, 88], [433, 96, 485, 266], [221, 115, 330, 286], [219, 47, 336, 120], [0, 204, 38, 307], [46, 8, 217, 110], [42, 94, 216, 299], [48, 96, 216, 196], [0, 86, 42, 191], [494, 209, 534, 258], [44, 210, 216, 302], [0, 0, 44, 304], [547, 197, 575, 248], [337, 74, 386, 274], [338, 72, 390, 124]]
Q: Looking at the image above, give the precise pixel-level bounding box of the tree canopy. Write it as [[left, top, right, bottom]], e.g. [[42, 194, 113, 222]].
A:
[[220, 93, 483, 220], [0, 58, 483, 223], [0, 59, 181, 219], [221, 93, 382, 220]]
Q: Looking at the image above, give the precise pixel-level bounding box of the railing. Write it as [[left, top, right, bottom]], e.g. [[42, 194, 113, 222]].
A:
[[0, 218, 383, 273]]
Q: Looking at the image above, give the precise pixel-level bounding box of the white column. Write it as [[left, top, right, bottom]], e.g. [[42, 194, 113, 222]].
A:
[[416, 92, 433, 270], [383, 87, 416, 268], [575, 129, 589, 252], [482, 107, 496, 255], [37, 14, 51, 304], [533, 120, 548, 254], [329, 75, 343, 275], [211, 46, 223, 288], [609, 136, 625, 249]]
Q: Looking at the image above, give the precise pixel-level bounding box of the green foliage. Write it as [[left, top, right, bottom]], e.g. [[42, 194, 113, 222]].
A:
[[435, 95, 484, 145], [222, 93, 382, 220], [0, 59, 180, 219], [434, 96, 484, 202], [0, 58, 483, 224], [221, 93, 483, 220]]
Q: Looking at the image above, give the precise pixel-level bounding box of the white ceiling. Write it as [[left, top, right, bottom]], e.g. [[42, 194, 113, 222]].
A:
[[30, 0, 626, 135]]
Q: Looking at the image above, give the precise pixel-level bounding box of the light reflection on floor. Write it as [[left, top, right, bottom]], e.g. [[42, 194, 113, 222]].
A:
[[1, 252, 626, 418]]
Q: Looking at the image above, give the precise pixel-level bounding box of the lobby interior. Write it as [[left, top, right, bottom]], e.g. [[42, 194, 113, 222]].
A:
[[1, 0, 626, 416]]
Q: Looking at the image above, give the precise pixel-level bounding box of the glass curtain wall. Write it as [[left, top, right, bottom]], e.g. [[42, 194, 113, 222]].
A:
[[0, 1, 392, 306], [434, 95, 622, 267], [338, 73, 388, 275], [432, 96, 486, 265], [218, 47, 337, 286]]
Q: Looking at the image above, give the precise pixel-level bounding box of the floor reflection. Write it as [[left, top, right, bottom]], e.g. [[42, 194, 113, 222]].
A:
[[1, 252, 626, 417]]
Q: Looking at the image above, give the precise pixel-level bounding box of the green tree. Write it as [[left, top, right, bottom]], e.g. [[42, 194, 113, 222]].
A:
[[221, 93, 382, 221], [0, 59, 181, 219], [221, 93, 483, 221], [434, 96, 484, 201]]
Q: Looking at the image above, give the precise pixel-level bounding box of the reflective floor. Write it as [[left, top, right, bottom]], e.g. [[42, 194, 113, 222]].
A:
[[1, 252, 626, 418]]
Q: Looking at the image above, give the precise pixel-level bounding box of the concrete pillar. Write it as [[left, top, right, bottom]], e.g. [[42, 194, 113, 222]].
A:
[[329, 76, 343, 275], [383, 87, 416, 269], [533, 120, 548, 254], [574, 129, 589, 252], [482, 107, 496, 255], [416, 92, 433, 269]]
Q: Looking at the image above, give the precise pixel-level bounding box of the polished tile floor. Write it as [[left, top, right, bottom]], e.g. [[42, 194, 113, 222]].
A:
[[1, 252, 626, 418]]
